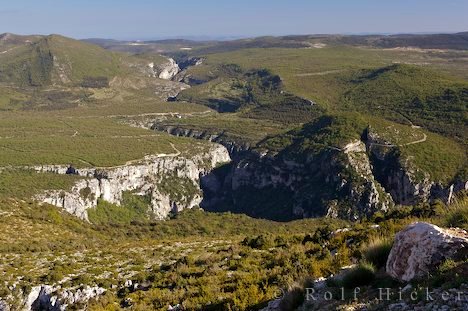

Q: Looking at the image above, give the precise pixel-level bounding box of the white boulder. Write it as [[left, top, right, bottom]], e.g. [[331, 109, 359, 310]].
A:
[[386, 222, 468, 281]]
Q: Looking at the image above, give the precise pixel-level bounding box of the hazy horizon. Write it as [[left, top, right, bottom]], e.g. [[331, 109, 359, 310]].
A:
[[1, 0, 467, 41], [3, 31, 468, 43]]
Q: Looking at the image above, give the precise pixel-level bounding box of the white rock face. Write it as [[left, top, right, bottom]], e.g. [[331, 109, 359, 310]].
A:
[[22, 285, 43, 311], [342, 140, 393, 216], [386, 222, 468, 281], [35, 145, 230, 221], [22, 285, 105, 311], [158, 58, 180, 80], [0, 300, 8, 311]]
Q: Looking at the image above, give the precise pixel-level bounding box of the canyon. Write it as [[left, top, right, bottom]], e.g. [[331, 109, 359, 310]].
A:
[[33, 144, 230, 221]]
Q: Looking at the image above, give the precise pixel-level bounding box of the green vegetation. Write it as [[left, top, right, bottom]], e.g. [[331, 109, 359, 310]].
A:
[[444, 192, 468, 229], [341, 261, 376, 289], [177, 65, 323, 123], [366, 117, 466, 184], [0, 169, 80, 198], [361, 236, 393, 269], [0, 114, 211, 167], [182, 47, 467, 142], [399, 130, 466, 183], [88, 192, 151, 224], [0, 32, 467, 309], [0, 35, 127, 86], [158, 174, 201, 206], [153, 112, 288, 146], [274, 114, 368, 155], [0, 191, 466, 309], [341, 64, 468, 142]]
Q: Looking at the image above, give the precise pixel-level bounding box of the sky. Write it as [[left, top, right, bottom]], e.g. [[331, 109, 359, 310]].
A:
[[0, 0, 467, 40]]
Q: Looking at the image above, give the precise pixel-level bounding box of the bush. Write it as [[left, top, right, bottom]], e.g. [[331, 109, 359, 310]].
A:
[[81, 76, 109, 88], [341, 262, 376, 289], [362, 236, 393, 269], [242, 234, 274, 249]]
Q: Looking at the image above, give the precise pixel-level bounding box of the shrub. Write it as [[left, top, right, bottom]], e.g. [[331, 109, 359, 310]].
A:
[[79, 186, 92, 200], [81, 76, 109, 88], [438, 258, 457, 273], [341, 262, 376, 289], [242, 234, 274, 249], [362, 236, 393, 269]]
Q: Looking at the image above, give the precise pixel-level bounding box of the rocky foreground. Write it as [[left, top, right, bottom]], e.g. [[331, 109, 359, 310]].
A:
[[263, 222, 468, 311]]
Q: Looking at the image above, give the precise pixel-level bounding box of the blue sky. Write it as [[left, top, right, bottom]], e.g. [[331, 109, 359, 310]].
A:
[[0, 0, 467, 40]]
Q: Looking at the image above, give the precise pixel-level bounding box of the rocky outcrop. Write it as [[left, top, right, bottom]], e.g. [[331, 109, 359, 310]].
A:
[[145, 58, 180, 80], [22, 285, 105, 311], [201, 139, 393, 221], [331, 140, 393, 217], [152, 124, 252, 155], [157, 58, 180, 80], [35, 145, 230, 221], [386, 222, 468, 281], [173, 57, 205, 83]]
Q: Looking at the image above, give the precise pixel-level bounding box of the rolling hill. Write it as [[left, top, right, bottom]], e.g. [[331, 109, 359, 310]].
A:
[[0, 32, 467, 311], [0, 34, 127, 86]]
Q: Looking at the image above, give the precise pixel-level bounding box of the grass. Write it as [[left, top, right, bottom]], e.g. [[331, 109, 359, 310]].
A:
[[177, 65, 324, 123], [399, 130, 466, 183], [0, 113, 211, 167], [153, 112, 289, 146], [361, 236, 393, 269], [0, 197, 356, 309], [0, 35, 467, 309], [444, 192, 468, 229], [367, 117, 466, 184], [0, 169, 81, 198], [341, 261, 376, 289], [191, 45, 468, 98], [257, 113, 368, 156], [341, 64, 468, 142]]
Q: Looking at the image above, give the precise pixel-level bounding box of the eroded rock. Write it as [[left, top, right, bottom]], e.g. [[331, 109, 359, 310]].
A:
[[22, 285, 105, 311], [34, 144, 231, 221], [157, 58, 180, 80]]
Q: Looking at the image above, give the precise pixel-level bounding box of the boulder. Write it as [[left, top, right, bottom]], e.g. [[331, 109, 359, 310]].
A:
[[386, 222, 468, 281]]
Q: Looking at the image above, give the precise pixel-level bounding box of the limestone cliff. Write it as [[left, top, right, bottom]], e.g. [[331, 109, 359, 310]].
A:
[[201, 139, 393, 221], [34, 145, 230, 221], [145, 57, 180, 80]]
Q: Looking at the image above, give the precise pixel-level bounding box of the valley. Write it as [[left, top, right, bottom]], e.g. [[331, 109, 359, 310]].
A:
[[0, 31, 466, 310]]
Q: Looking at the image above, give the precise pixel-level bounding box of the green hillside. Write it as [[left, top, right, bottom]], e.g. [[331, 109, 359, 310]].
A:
[[0, 34, 128, 86], [341, 64, 468, 141]]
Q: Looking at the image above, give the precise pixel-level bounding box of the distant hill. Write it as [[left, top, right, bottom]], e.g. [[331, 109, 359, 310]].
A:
[[85, 32, 468, 59], [368, 32, 468, 50], [287, 32, 468, 50], [0, 34, 127, 86]]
